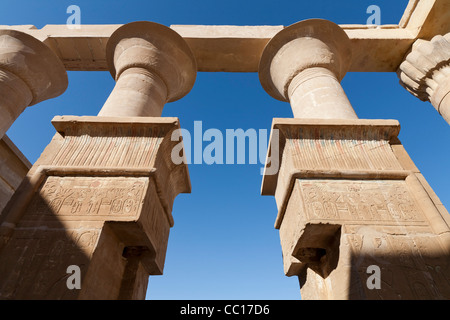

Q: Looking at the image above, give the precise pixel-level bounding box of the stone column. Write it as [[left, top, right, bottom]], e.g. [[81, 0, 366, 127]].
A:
[[398, 32, 450, 124], [258, 19, 357, 119], [0, 22, 196, 300], [0, 29, 68, 139], [259, 19, 450, 299], [98, 21, 196, 117]]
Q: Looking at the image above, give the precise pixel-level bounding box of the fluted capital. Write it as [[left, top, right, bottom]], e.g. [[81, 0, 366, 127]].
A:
[[0, 29, 68, 106], [398, 32, 450, 124], [106, 21, 197, 103], [398, 33, 450, 104], [258, 19, 352, 102]]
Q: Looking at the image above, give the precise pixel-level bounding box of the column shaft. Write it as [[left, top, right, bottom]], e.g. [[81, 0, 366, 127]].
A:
[[98, 67, 167, 117], [0, 69, 32, 138], [100, 21, 196, 117], [439, 90, 450, 123], [0, 21, 195, 300], [288, 67, 357, 119], [430, 69, 450, 123], [260, 19, 450, 300], [0, 117, 191, 299], [261, 118, 450, 299]]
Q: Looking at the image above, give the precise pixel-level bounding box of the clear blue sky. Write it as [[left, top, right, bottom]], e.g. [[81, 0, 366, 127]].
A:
[[3, 0, 450, 300]]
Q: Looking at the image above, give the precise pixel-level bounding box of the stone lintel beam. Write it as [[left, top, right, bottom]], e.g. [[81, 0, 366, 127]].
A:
[[98, 21, 197, 117], [2, 0, 449, 74], [0, 29, 67, 139], [398, 32, 450, 124], [0, 24, 420, 73], [0, 135, 32, 215], [259, 19, 358, 119]]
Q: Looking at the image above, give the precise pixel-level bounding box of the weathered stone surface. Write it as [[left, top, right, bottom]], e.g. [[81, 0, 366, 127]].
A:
[[2, 0, 449, 73], [0, 116, 190, 299], [259, 19, 357, 119], [0, 135, 31, 215], [0, 1, 449, 301], [98, 21, 197, 117], [0, 29, 67, 138], [398, 32, 450, 124], [258, 19, 450, 298], [0, 22, 194, 299], [262, 119, 404, 217], [261, 118, 450, 299]]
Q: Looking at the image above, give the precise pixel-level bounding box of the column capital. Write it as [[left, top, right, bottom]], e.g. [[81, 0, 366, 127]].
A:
[[106, 21, 197, 103], [258, 19, 352, 102], [398, 32, 450, 122], [0, 29, 68, 105], [0, 29, 68, 138]]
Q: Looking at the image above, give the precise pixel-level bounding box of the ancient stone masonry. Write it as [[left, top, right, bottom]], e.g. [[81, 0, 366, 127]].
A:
[[0, 21, 196, 299], [0, 29, 66, 220], [0, 116, 191, 299], [0, 0, 449, 300], [259, 19, 357, 120], [98, 21, 196, 117], [0, 135, 31, 215], [398, 32, 450, 124], [259, 18, 450, 299], [0, 29, 67, 139], [261, 118, 450, 299]]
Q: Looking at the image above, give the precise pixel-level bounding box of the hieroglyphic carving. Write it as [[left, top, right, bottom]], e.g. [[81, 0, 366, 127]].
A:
[[299, 180, 426, 225], [140, 179, 170, 272], [51, 127, 165, 168], [0, 228, 99, 299], [284, 125, 403, 171], [26, 176, 147, 219], [345, 233, 450, 299]]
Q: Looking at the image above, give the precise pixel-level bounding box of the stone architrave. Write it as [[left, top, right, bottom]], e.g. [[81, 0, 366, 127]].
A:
[[0, 116, 191, 299], [398, 32, 450, 124], [259, 19, 450, 299], [0, 29, 68, 139]]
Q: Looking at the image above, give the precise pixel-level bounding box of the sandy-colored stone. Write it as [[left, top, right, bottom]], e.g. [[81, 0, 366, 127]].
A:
[[261, 118, 450, 299], [0, 29, 67, 138], [257, 16, 450, 298], [0, 0, 448, 72], [0, 116, 190, 299], [1, 0, 450, 301], [398, 32, 450, 124], [0, 135, 31, 216], [98, 21, 197, 117], [259, 19, 358, 119], [404, 0, 450, 40]]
